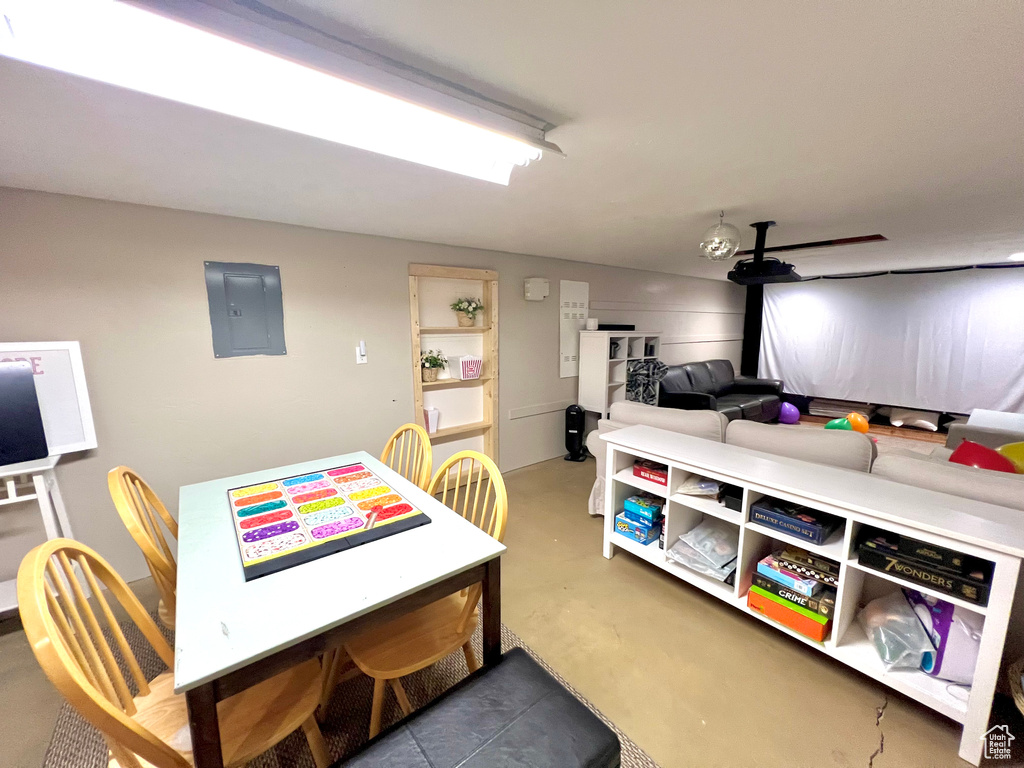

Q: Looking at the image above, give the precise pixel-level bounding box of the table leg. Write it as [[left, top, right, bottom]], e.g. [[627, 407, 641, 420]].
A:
[[186, 683, 223, 768], [482, 557, 501, 666]]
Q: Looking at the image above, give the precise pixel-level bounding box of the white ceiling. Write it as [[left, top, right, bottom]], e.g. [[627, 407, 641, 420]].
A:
[[1, 0, 1022, 279]]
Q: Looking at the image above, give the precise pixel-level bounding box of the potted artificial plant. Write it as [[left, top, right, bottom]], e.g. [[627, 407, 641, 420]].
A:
[[451, 297, 484, 327], [420, 349, 447, 382]]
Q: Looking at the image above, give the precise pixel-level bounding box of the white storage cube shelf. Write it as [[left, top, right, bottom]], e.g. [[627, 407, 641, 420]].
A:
[[578, 331, 661, 417], [601, 425, 1023, 767]]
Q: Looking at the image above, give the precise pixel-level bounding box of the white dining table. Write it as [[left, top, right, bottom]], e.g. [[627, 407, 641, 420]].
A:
[[174, 451, 506, 768]]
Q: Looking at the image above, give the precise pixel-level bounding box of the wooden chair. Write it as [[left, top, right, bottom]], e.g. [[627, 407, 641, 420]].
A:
[[380, 423, 433, 490], [108, 467, 178, 629], [17, 538, 330, 768], [312, 425, 435, 720], [342, 450, 508, 737]]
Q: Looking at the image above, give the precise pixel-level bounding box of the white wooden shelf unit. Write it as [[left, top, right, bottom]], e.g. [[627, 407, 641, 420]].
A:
[[409, 264, 499, 463], [577, 330, 661, 417], [601, 424, 1024, 766]]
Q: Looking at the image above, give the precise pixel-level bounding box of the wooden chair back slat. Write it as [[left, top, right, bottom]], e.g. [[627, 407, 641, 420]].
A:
[[469, 464, 484, 527], [109, 468, 177, 573], [78, 554, 150, 699], [428, 450, 508, 543], [108, 467, 178, 626], [45, 556, 118, 705], [427, 451, 507, 634], [430, 453, 506, 543], [108, 738, 146, 768], [18, 539, 186, 768], [380, 423, 433, 490], [140, 479, 176, 564], [44, 576, 95, 688], [59, 551, 137, 713]]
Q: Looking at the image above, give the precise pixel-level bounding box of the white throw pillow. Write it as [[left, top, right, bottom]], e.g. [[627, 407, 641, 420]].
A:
[[888, 407, 940, 432]]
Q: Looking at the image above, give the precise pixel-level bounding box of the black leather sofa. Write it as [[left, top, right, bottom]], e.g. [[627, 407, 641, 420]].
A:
[[658, 359, 783, 422]]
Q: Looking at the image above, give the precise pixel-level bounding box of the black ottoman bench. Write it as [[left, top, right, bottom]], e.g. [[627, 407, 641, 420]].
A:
[[335, 647, 621, 767]]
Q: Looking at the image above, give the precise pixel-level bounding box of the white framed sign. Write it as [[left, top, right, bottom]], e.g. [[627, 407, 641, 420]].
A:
[[0, 342, 97, 456]]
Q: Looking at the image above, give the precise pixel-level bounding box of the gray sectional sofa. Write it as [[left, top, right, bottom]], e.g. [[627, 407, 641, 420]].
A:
[[585, 401, 1024, 515]]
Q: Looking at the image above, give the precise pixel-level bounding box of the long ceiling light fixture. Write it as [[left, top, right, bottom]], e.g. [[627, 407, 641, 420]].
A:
[[0, 0, 560, 184]]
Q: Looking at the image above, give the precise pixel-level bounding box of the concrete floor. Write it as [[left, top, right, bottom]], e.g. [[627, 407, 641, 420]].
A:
[[2, 457, 1020, 767], [0, 615, 65, 768]]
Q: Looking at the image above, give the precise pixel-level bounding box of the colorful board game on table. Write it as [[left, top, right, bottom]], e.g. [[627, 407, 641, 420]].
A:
[[229, 463, 431, 580]]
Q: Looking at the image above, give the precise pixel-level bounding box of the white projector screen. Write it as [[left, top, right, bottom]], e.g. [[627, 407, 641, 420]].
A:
[[759, 269, 1024, 414]]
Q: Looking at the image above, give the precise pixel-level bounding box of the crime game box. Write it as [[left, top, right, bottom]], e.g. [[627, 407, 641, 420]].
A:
[[751, 572, 836, 619]]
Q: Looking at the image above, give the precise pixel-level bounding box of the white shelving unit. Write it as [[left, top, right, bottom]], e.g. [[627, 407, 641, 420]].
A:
[[601, 424, 1024, 767], [577, 330, 661, 417]]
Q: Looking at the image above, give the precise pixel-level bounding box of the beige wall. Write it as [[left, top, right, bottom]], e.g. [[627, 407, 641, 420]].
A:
[[0, 187, 744, 581]]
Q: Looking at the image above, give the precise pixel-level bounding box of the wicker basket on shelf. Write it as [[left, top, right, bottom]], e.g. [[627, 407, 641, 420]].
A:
[[1008, 657, 1024, 715]]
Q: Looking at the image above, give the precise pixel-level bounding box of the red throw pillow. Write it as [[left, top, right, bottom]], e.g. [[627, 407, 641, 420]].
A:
[[949, 440, 1018, 474]]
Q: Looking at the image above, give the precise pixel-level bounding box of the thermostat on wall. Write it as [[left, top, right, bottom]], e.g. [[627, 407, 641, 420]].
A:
[[524, 277, 550, 301]]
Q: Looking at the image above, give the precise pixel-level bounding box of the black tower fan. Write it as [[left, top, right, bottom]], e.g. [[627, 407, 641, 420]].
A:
[[564, 405, 587, 462]]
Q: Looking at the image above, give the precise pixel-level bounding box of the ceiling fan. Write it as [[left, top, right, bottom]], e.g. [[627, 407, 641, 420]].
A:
[[703, 217, 887, 285]]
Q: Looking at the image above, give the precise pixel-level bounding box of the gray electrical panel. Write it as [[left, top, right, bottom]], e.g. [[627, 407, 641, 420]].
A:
[[204, 262, 286, 358]]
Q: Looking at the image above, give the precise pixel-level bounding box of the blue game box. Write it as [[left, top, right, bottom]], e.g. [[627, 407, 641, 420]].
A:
[[749, 498, 842, 546], [623, 494, 664, 523], [615, 511, 661, 546]]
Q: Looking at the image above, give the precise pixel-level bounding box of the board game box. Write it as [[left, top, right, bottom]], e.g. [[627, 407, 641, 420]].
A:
[[748, 587, 831, 642], [229, 463, 431, 580], [858, 526, 993, 580], [749, 498, 843, 545], [775, 552, 840, 587], [756, 554, 823, 597], [751, 573, 836, 619], [856, 543, 990, 606], [614, 511, 661, 545], [633, 459, 668, 486], [623, 493, 664, 523], [776, 546, 840, 580]]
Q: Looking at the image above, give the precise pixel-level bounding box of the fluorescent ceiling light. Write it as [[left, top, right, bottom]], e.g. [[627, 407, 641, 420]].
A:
[[0, 0, 543, 184], [1008, 252, 1024, 262]]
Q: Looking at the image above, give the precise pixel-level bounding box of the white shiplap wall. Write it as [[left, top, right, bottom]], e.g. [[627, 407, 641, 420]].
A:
[[589, 289, 745, 368]]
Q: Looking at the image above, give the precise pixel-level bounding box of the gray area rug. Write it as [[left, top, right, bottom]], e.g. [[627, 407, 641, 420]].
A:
[[44, 617, 658, 767]]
